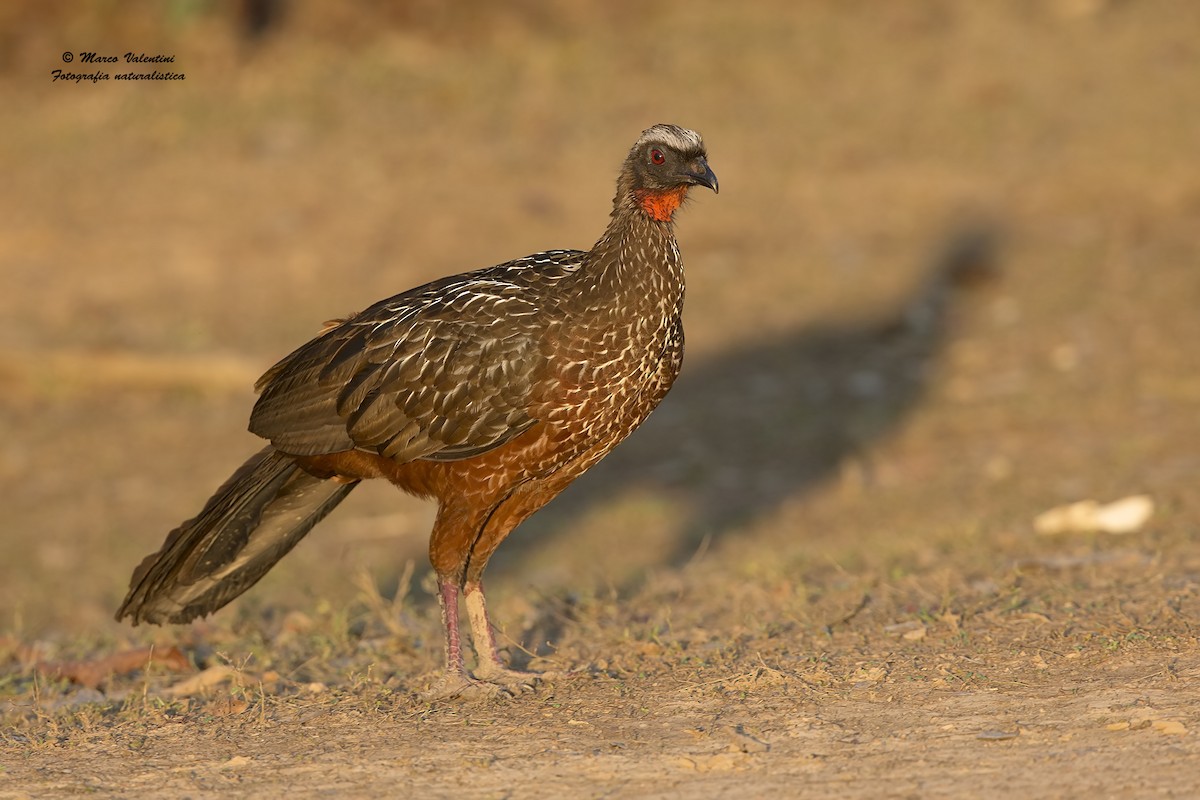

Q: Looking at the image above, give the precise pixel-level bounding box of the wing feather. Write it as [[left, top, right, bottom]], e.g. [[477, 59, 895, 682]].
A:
[[249, 252, 583, 462]]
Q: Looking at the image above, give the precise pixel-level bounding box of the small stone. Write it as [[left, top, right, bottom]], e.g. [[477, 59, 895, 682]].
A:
[[976, 729, 1019, 741], [1034, 495, 1154, 535], [1152, 719, 1187, 736]]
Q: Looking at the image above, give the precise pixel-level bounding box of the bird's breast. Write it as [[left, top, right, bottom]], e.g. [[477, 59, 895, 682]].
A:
[[538, 292, 682, 438]]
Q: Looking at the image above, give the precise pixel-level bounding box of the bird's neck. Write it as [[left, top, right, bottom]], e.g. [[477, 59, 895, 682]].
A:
[[578, 197, 685, 309]]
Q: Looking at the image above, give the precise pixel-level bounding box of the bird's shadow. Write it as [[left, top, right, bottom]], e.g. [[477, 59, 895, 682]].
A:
[[488, 224, 1000, 592]]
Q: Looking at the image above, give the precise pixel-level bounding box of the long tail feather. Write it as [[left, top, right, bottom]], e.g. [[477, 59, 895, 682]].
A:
[[116, 446, 356, 625]]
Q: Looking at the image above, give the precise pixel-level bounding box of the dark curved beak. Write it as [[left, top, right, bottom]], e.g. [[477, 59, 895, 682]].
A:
[[686, 157, 719, 194]]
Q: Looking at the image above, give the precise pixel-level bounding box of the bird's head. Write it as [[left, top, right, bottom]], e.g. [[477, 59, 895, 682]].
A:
[[618, 124, 718, 223]]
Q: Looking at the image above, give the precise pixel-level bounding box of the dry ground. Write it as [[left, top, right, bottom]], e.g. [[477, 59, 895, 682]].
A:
[[3, 1, 1200, 797]]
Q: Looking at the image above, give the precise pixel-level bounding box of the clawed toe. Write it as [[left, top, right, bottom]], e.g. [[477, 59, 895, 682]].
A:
[[472, 664, 551, 691], [420, 664, 561, 701], [421, 671, 515, 702]]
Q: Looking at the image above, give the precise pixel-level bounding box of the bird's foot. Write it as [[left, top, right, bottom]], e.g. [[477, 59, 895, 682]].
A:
[[472, 661, 556, 692], [420, 670, 515, 702], [420, 664, 559, 701]]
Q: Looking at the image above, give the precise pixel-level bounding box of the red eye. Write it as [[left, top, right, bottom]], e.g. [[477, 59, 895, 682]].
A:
[[650, 148, 665, 165]]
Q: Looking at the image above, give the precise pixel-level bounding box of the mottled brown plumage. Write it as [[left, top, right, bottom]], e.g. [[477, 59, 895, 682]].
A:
[[117, 124, 717, 698]]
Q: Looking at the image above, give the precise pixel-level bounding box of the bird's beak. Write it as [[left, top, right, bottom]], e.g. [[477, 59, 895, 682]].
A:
[[686, 157, 719, 194]]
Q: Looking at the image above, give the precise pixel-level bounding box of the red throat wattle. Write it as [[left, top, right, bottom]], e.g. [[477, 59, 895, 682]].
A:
[[634, 186, 690, 222]]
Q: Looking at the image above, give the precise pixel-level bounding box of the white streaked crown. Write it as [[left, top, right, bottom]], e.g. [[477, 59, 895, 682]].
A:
[[634, 124, 705, 154]]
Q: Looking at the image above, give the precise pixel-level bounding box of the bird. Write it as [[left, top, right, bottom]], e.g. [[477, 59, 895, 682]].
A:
[[116, 124, 718, 699]]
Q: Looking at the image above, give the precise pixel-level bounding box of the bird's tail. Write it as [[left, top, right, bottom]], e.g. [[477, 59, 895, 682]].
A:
[[116, 446, 356, 625]]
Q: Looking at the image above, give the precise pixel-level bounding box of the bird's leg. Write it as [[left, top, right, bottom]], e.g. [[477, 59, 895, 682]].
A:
[[439, 579, 467, 676], [463, 579, 545, 688], [462, 579, 505, 672], [421, 578, 509, 700]]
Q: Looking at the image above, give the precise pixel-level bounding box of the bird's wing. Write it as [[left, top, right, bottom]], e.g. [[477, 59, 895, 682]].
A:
[[249, 267, 559, 462]]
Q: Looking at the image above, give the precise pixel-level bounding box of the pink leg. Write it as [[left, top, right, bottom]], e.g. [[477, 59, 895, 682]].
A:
[[437, 579, 467, 675]]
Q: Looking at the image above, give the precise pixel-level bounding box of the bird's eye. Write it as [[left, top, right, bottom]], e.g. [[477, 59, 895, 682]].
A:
[[650, 148, 665, 165]]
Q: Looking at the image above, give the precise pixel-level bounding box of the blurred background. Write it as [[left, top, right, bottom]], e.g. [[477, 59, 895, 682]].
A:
[[2, 0, 1198, 652]]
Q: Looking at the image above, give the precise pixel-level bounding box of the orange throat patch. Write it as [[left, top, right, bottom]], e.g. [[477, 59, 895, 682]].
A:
[[634, 186, 689, 222]]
